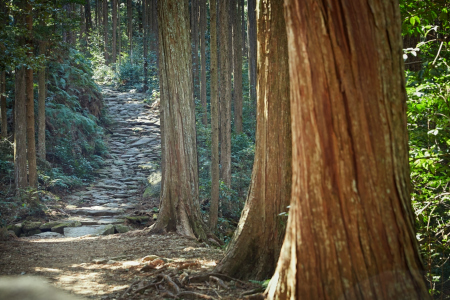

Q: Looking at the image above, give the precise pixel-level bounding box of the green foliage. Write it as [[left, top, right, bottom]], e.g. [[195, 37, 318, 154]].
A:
[[403, 2, 450, 293]]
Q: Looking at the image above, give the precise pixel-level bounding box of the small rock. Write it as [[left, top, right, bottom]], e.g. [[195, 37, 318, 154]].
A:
[[142, 255, 160, 262], [40, 222, 62, 232], [7, 224, 22, 236], [100, 224, 115, 235], [51, 221, 82, 234], [125, 216, 150, 224], [93, 258, 108, 264], [114, 224, 131, 234], [26, 229, 42, 236]]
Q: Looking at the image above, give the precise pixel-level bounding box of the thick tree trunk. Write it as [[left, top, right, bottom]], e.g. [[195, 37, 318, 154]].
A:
[[219, 0, 231, 188], [127, 0, 132, 62], [15, 67, 28, 192], [209, 0, 219, 230], [215, 0, 290, 280], [199, 0, 207, 125], [265, 0, 430, 298], [151, 0, 208, 241], [38, 41, 47, 161], [247, 0, 256, 103], [112, 0, 117, 62], [103, 0, 109, 63], [1, 71, 6, 138], [26, 1, 37, 188], [232, 0, 243, 134], [241, 0, 245, 57]]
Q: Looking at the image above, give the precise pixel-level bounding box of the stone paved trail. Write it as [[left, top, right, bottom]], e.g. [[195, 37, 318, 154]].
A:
[[40, 87, 162, 238]]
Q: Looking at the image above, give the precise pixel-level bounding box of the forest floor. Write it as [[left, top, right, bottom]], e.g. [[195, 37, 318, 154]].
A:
[[0, 87, 261, 299]]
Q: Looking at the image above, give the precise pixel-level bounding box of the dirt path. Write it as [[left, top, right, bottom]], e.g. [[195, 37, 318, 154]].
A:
[[0, 88, 259, 299]]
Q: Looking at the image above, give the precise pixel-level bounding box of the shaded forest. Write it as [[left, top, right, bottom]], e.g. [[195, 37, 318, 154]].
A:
[[0, 0, 449, 299]]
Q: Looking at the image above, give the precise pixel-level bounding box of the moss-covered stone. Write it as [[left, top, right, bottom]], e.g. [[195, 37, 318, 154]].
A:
[[125, 216, 150, 224], [114, 224, 131, 233], [40, 222, 62, 232], [7, 224, 22, 236], [23, 221, 42, 233], [26, 229, 42, 236], [51, 221, 82, 234], [100, 224, 115, 235]]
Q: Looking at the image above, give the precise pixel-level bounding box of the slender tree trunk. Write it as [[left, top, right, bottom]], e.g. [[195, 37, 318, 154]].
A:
[[199, 0, 207, 125], [103, 0, 109, 63], [112, 0, 117, 62], [127, 0, 132, 62], [151, 0, 209, 241], [118, 0, 121, 64], [247, 0, 256, 103], [241, 0, 245, 57], [266, 0, 430, 298], [143, 0, 148, 90], [215, 0, 290, 280], [209, 0, 219, 230], [232, 0, 243, 133], [38, 41, 47, 161], [0, 71, 6, 138], [219, 0, 231, 188], [95, 0, 99, 29], [26, 0, 37, 188], [191, 0, 199, 99], [85, 0, 92, 35], [15, 67, 28, 192], [80, 5, 85, 42]]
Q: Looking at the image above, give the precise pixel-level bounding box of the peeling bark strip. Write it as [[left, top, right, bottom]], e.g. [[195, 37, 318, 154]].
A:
[[266, 0, 430, 299], [151, 0, 208, 241], [215, 0, 291, 280]]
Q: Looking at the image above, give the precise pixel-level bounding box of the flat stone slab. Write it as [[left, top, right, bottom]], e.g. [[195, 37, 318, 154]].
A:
[[33, 232, 64, 238], [72, 206, 125, 216], [64, 225, 115, 237], [129, 137, 155, 147]]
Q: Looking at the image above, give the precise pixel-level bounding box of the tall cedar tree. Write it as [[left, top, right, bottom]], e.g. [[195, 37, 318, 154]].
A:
[[38, 40, 47, 160], [191, 0, 199, 98], [215, 0, 290, 280], [143, 0, 148, 90], [15, 67, 28, 192], [26, 0, 37, 187], [265, 0, 430, 298], [232, 0, 243, 133], [151, 0, 208, 241], [199, 0, 207, 125], [247, 0, 256, 103], [112, 0, 117, 62], [219, 0, 231, 188], [127, 0, 132, 61], [209, 0, 219, 230], [103, 0, 109, 63]]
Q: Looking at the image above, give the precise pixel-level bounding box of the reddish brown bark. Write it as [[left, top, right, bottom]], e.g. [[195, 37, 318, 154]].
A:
[[214, 0, 290, 280], [266, 0, 430, 298], [209, 0, 219, 231], [151, 0, 208, 241]]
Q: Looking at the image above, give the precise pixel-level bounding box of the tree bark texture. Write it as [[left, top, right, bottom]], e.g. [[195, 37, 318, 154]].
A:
[[265, 0, 430, 299], [127, 0, 132, 60], [143, 0, 148, 90], [15, 67, 28, 192], [1, 71, 6, 138], [38, 41, 47, 160], [232, 0, 243, 134], [112, 0, 117, 62], [215, 0, 290, 280], [152, 0, 208, 241], [247, 0, 256, 103], [191, 0, 199, 99], [26, 1, 37, 188], [103, 0, 109, 63], [85, 0, 92, 35], [200, 0, 207, 126], [209, 0, 219, 231], [219, 0, 231, 188], [117, 0, 121, 64]]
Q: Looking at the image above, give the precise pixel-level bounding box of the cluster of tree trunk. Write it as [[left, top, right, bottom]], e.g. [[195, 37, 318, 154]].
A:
[[154, 0, 431, 298]]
